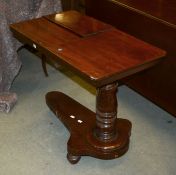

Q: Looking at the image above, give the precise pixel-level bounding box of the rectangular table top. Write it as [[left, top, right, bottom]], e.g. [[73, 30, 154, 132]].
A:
[[10, 10, 166, 87]]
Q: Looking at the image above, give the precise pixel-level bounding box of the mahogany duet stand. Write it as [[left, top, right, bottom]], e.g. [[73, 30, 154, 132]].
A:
[[10, 11, 166, 164]]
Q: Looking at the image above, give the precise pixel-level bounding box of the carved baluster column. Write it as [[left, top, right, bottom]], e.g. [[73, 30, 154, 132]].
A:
[[94, 83, 118, 142]]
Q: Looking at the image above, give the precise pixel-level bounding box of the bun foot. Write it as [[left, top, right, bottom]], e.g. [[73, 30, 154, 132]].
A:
[[67, 153, 81, 164]]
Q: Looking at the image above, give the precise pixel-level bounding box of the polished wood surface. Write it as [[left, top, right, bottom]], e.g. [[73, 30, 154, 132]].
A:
[[10, 17, 78, 48], [45, 10, 111, 37], [10, 11, 165, 164], [58, 28, 165, 86], [46, 90, 131, 163], [10, 12, 165, 87], [86, 0, 176, 28], [86, 0, 176, 117], [110, 0, 176, 27]]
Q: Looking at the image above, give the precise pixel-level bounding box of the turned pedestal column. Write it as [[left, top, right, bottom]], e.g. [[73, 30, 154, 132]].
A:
[[95, 83, 118, 142]]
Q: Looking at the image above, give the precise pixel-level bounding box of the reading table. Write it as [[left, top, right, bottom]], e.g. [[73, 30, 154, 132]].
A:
[[10, 10, 166, 164]]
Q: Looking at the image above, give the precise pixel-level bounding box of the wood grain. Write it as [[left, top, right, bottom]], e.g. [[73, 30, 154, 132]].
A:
[[10, 11, 166, 87], [45, 10, 112, 37], [85, 0, 176, 116]]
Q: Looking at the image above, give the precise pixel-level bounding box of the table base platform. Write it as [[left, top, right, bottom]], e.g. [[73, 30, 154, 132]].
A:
[[46, 91, 131, 164]]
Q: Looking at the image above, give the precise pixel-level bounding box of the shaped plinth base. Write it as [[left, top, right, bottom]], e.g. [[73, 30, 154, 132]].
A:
[[46, 91, 131, 164]]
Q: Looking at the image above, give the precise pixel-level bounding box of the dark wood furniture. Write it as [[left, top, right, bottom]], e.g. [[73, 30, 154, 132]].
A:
[[85, 0, 176, 117], [61, 0, 85, 12], [10, 11, 165, 164]]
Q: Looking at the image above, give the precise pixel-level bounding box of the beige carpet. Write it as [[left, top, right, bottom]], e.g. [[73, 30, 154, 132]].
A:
[[0, 49, 176, 175]]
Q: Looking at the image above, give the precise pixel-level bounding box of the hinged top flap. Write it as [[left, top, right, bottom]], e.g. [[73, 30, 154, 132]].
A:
[[44, 10, 112, 37]]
